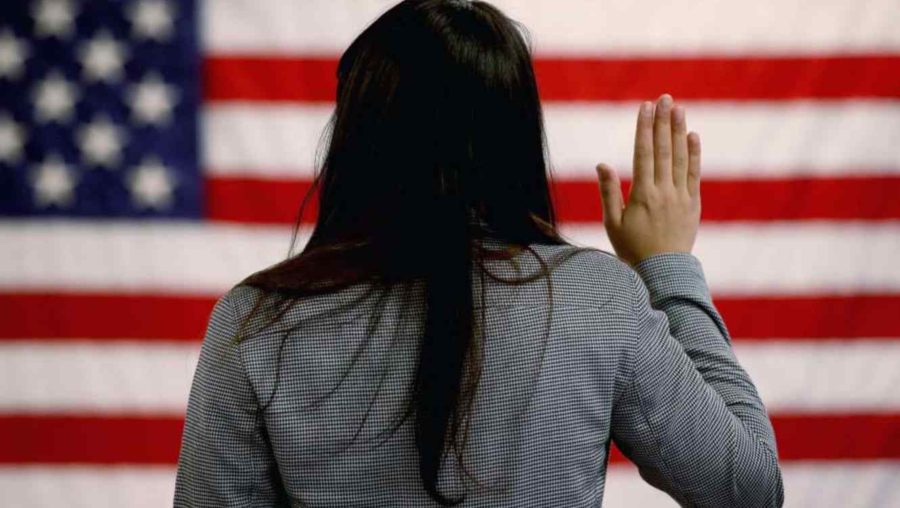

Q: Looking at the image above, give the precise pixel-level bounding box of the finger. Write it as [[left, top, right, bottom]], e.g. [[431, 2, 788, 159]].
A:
[[596, 163, 624, 229], [632, 101, 654, 191], [687, 132, 702, 198], [671, 104, 689, 189], [653, 93, 674, 186]]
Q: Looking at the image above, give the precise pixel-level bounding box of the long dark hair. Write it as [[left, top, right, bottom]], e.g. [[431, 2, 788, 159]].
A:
[[229, 0, 598, 504]]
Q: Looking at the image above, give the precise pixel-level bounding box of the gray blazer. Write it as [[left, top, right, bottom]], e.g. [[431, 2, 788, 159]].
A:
[[173, 240, 784, 507]]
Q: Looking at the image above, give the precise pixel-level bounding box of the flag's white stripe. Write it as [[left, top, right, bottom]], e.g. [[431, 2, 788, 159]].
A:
[[203, 0, 900, 55], [0, 466, 178, 508], [1, 220, 899, 295], [603, 461, 900, 508], [0, 220, 287, 294], [1, 340, 897, 413], [2, 462, 898, 508], [732, 340, 900, 414], [566, 221, 900, 296], [0, 341, 198, 414], [203, 101, 900, 179]]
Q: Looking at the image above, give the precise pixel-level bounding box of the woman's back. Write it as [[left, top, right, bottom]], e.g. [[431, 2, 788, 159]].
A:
[[173, 240, 784, 506], [173, 2, 784, 504]]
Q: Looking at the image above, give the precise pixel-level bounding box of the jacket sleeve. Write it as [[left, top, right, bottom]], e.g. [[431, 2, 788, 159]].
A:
[[173, 291, 289, 507], [609, 252, 784, 507]]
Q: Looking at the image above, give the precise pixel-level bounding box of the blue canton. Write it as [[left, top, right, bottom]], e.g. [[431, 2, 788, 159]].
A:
[[0, 0, 200, 218]]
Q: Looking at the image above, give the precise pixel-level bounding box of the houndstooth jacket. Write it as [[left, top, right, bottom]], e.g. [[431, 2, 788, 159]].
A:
[[173, 240, 784, 507]]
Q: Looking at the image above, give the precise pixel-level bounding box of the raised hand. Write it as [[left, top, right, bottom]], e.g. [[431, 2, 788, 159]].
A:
[[595, 93, 702, 267]]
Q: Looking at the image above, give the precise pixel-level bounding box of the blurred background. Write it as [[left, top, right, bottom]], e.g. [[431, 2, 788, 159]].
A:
[[1, 0, 898, 506]]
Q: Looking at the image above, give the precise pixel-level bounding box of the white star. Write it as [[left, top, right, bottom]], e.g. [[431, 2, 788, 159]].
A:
[[127, 0, 176, 41], [0, 30, 29, 80], [32, 70, 79, 123], [77, 115, 127, 168], [29, 153, 78, 208], [32, 0, 77, 39], [0, 115, 26, 164], [127, 156, 176, 210], [127, 73, 178, 125], [78, 31, 128, 83]]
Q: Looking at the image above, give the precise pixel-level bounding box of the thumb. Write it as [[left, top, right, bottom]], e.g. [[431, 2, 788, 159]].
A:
[[596, 163, 624, 229]]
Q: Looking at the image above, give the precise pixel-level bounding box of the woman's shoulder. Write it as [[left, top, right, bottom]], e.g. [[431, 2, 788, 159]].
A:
[[220, 283, 269, 321], [218, 241, 643, 323], [482, 241, 640, 311]]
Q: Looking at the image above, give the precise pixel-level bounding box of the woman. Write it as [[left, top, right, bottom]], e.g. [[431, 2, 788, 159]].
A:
[[173, 0, 784, 506]]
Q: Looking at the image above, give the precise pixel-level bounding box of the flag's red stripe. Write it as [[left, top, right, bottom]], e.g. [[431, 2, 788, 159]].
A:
[[2, 293, 898, 341], [533, 55, 900, 101], [555, 176, 900, 222], [205, 56, 337, 103], [0, 413, 895, 464], [205, 177, 318, 225], [205, 175, 900, 224], [204, 54, 900, 102], [607, 413, 900, 463], [0, 415, 184, 464], [0, 293, 217, 341], [714, 294, 900, 339]]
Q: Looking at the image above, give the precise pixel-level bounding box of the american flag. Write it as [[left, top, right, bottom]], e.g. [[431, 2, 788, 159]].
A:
[[1, 0, 898, 506]]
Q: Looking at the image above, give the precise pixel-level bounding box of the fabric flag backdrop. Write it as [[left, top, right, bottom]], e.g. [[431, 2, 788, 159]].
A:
[[1, 0, 899, 506]]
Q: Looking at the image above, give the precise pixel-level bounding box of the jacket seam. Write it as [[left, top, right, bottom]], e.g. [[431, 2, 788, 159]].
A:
[[627, 269, 691, 506], [225, 292, 269, 507]]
